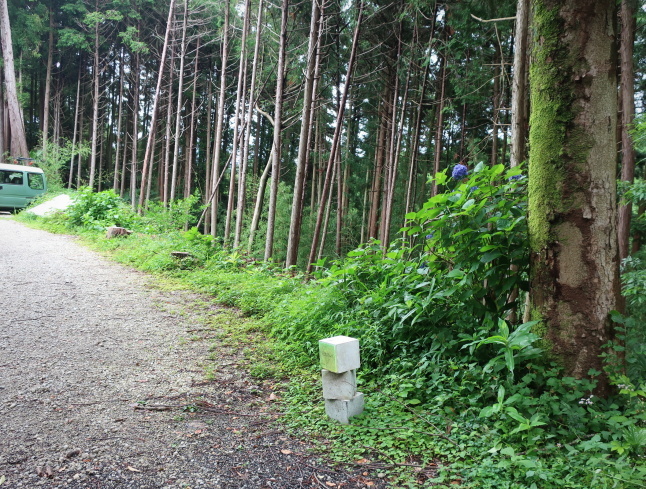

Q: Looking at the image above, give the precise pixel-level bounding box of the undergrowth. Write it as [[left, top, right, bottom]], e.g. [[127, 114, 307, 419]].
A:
[[14, 165, 646, 488]]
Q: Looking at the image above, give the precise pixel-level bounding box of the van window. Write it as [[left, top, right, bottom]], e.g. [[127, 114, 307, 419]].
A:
[[1, 170, 23, 185], [28, 173, 45, 190]]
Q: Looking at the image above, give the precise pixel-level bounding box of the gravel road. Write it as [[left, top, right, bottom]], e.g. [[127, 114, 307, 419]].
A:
[[0, 219, 383, 489]]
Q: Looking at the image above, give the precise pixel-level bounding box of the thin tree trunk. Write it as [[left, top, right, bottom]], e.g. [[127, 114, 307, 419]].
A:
[[185, 39, 200, 200], [226, 0, 251, 243], [318, 157, 337, 261], [367, 96, 388, 240], [264, 0, 289, 261], [77, 90, 85, 188], [162, 40, 175, 206], [405, 5, 437, 223], [247, 144, 273, 252], [68, 65, 82, 189], [210, 0, 230, 237], [382, 40, 412, 247], [618, 0, 637, 261], [307, 1, 364, 273], [235, 0, 264, 248], [130, 51, 140, 207], [431, 52, 447, 196], [113, 47, 125, 192], [42, 7, 54, 157], [0, 0, 28, 157], [491, 59, 501, 166], [170, 0, 189, 203], [0, 69, 4, 157], [285, 0, 321, 267], [138, 0, 176, 210], [510, 0, 530, 168], [88, 2, 101, 189]]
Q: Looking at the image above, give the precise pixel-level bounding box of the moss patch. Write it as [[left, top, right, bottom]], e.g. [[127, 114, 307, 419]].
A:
[[528, 1, 574, 251]]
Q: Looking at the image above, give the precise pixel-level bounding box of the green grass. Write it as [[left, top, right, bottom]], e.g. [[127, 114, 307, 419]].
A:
[[13, 206, 646, 489]]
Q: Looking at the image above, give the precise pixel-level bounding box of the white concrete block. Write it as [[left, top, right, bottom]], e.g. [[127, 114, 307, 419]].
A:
[[319, 336, 360, 373], [322, 369, 357, 400], [324, 392, 364, 424]]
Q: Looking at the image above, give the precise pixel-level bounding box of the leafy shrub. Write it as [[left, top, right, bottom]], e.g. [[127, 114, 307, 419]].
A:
[[292, 163, 530, 376], [67, 187, 135, 230], [133, 193, 204, 233]]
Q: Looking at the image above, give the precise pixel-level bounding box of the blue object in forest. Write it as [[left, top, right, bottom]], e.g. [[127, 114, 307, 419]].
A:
[[452, 164, 468, 180]]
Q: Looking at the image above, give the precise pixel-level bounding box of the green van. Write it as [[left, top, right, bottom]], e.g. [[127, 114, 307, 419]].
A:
[[0, 162, 47, 210]]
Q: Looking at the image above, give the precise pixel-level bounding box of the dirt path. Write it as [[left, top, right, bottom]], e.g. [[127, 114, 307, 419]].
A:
[[0, 219, 381, 489]]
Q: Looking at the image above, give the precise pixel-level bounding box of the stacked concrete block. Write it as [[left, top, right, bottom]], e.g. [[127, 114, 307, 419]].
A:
[[319, 336, 364, 424]]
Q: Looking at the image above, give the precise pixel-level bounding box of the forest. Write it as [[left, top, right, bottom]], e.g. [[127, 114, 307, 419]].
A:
[[2, 0, 544, 266], [3, 0, 646, 486]]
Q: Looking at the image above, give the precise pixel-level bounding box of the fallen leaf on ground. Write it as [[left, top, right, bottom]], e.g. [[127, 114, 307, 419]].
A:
[[280, 449, 292, 455], [126, 466, 141, 472]]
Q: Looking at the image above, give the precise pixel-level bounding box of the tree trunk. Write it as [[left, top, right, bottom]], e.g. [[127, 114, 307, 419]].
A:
[[510, 0, 530, 168], [210, 0, 230, 237], [367, 94, 388, 240], [138, 0, 176, 210], [264, 0, 289, 261], [528, 0, 620, 396], [405, 6, 438, 223], [491, 58, 501, 166], [113, 47, 125, 192], [130, 51, 140, 207], [382, 41, 412, 248], [0, 0, 29, 157], [162, 40, 175, 206], [185, 38, 200, 200], [235, 0, 264, 248], [170, 0, 189, 203], [68, 65, 82, 189], [618, 0, 637, 262], [285, 0, 321, 267], [41, 7, 54, 157], [307, 1, 363, 273], [247, 145, 273, 252], [226, 0, 251, 243], [431, 52, 447, 196], [88, 3, 101, 189], [0, 68, 4, 157]]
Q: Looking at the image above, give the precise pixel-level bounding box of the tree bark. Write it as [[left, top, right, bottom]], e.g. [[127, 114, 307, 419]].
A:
[[431, 52, 447, 196], [618, 0, 637, 262], [307, 1, 363, 273], [88, 1, 101, 189], [285, 0, 321, 267], [68, 65, 82, 189], [170, 0, 190, 203], [42, 7, 54, 157], [264, 0, 289, 261], [510, 0, 530, 168], [185, 38, 200, 200], [130, 51, 140, 207], [209, 0, 230, 237], [528, 0, 620, 396], [113, 47, 125, 192], [226, 0, 251, 243], [138, 0, 176, 210], [0, 0, 29, 157], [235, 0, 264, 248]]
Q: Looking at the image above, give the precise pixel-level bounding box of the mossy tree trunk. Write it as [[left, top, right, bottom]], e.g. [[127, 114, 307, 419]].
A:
[[528, 0, 620, 396]]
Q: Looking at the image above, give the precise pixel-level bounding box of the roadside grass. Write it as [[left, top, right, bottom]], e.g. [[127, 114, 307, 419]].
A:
[[13, 195, 646, 489]]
